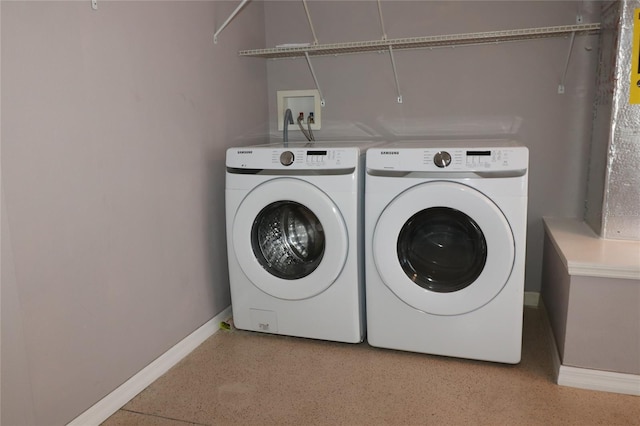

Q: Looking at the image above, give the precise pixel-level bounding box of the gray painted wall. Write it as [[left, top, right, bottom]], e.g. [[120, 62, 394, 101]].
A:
[[264, 0, 601, 292], [1, 2, 268, 424], [0, 0, 614, 423]]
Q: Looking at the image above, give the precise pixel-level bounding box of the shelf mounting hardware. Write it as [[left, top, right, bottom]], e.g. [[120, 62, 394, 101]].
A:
[[576, 2, 584, 24], [214, 0, 250, 44], [91, 0, 97, 10], [304, 52, 325, 107], [558, 31, 576, 94], [239, 21, 600, 99], [302, 0, 319, 46]]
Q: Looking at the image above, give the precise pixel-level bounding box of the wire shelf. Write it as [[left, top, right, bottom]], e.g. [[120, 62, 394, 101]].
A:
[[239, 23, 601, 59]]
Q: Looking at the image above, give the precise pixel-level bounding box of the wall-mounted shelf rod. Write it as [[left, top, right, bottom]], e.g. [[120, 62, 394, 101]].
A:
[[302, 0, 319, 46], [304, 52, 325, 107], [239, 23, 600, 58], [214, 0, 250, 44], [388, 46, 402, 103], [377, 0, 402, 103], [377, 0, 388, 40], [558, 31, 576, 94]]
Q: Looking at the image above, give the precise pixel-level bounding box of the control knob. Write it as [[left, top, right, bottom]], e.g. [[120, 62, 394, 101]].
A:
[[433, 151, 452, 168], [280, 151, 295, 166]]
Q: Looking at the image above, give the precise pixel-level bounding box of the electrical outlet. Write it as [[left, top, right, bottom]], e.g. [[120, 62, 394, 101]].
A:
[[277, 89, 321, 131]]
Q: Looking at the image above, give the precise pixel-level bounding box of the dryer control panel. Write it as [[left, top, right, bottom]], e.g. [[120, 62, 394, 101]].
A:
[[367, 142, 528, 173]]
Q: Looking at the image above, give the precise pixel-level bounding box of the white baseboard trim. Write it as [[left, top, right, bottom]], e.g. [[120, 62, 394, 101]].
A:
[[67, 305, 233, 426], [524, 291, 540, 307], [557, 365, 640, 396], [540, 299, 640, 396]]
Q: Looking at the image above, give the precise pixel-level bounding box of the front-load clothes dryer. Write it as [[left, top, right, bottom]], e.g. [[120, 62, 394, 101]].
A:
[[365, 140, 529, 363], [226, 142, 377, 343]]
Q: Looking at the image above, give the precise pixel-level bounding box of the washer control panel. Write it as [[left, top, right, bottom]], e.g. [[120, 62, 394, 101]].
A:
[[227, 147, 359, 170]]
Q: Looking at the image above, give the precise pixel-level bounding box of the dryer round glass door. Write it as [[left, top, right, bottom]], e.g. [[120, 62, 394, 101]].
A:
[[373, 181, 515, 315], [397, 206, 487, 293], [232, 177, 348, 300]]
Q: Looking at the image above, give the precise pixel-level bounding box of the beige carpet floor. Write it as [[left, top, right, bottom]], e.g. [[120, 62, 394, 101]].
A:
[[102, 307, 639, 425]]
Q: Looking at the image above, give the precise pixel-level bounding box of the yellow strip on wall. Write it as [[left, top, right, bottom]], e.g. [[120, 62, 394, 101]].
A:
[[631, 8, 640, 104]]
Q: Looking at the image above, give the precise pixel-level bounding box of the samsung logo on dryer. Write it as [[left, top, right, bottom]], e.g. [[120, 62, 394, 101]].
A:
[[237, 150, 253, 154], [380, 151, 399, 155]]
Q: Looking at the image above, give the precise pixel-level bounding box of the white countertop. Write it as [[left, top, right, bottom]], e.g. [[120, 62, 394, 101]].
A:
[[543, 217, 640, 280]]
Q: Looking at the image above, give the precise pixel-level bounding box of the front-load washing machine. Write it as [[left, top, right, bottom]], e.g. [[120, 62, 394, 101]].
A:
[[226, 142, 377, 343], [365, 140, 528, 363]]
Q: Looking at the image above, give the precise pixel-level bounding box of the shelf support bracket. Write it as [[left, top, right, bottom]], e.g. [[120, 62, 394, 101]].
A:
[[304, 52, 325, 107], [378, 0, 401, 103], [302, 0, 319, 46], [377, 0, 388, 40], [214, 0, 250, 44], [558, 31, 576, 94], [91, 0, 97, 10], [388, 46, 403, 103]]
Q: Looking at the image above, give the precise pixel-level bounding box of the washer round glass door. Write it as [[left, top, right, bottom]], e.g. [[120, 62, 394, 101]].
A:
[[373, 181, 515, 315], [233, 178, 348, 300]]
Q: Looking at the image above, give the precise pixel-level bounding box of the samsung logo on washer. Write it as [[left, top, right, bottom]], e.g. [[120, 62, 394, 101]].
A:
[[237, 150, 253, 154], [380, 151, 399, 155]]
